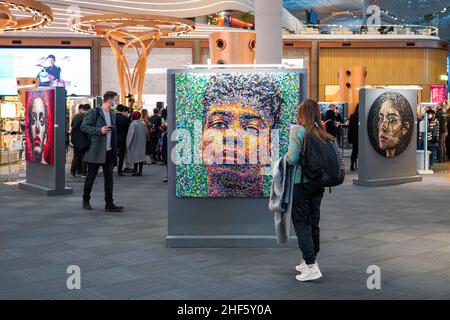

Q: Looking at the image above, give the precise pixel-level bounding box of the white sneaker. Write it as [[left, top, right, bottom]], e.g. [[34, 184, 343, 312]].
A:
[[295, 260, 308, 273], [296, 264, 323, 282], [295, 260, 318, 273]]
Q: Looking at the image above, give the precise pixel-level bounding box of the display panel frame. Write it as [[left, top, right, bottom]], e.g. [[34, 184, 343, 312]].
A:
[[354, 88, 422, 186], [19, 87, 73, 195], [167, 67, 308, 248], [174, 71, 304, 199]]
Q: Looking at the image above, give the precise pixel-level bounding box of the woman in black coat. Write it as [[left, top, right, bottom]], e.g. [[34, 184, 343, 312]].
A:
[[348, 104, 359, 171], [446, 108, 450, 161], [325, 109, 338, 138]]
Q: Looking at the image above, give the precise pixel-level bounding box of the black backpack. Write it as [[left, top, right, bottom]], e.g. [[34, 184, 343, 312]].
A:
[[301, 133, 345, 188]]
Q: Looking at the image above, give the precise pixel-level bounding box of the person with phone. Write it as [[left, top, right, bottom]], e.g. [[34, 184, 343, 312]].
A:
[[81, 91, 124, 213]]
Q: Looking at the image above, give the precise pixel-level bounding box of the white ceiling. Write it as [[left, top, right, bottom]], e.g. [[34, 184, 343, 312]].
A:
[[2, 0, 449, 40], [4, 0, 255, 37], [283, 0, 450, 41]]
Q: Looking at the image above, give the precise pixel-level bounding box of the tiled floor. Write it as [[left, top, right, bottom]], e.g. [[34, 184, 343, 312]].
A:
[[0, 161, 449, 300]]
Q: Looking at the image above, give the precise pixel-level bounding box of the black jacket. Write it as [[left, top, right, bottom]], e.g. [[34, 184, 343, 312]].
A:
[[71, 112, 90, 150], [348, 111, 359, 144], [436, 108, 446, 135], [325, 110, 338, 137], [116, 113, 131, 146], [149, 115, 162, 137]]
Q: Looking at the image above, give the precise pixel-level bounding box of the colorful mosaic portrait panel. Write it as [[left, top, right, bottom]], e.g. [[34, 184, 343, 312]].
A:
[[175, 72, 301, 198]]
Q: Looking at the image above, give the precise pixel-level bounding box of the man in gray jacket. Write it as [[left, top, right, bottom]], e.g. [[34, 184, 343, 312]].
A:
[[81, 91, 123, 212]]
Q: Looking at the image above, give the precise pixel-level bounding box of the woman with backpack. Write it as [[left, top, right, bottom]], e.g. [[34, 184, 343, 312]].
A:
[[286, 99, 336, 282]]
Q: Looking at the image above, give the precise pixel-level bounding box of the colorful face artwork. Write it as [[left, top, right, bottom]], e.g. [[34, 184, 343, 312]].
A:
[[175, 72, 302, 198], [367, 91, 414, 158], [25, 89, 55, 165]]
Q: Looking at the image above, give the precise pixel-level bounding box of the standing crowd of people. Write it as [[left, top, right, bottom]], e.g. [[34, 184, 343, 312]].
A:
[[333, 102, 450, 171], [418, 103, 450, 168], [68, 91, 168, 212], [67, 91, 449, 282]]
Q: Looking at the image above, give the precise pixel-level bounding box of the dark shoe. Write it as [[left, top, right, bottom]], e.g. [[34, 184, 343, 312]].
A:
[[118, 172, 125, 176], [70, 173, 77, 178], [83, 201, 93, 210], [105, 204, 124, 213], [131, 173, 138, 176], [163, 177, 168, 183]]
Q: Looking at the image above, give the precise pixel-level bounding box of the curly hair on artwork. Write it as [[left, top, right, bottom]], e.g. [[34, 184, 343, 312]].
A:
[[368, 91, 414, 158], [201, 73, 283, 129]]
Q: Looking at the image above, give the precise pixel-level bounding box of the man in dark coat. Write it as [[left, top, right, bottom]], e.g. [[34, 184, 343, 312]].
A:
[[115, 104, 131, 176], [70, 104, 91, 177], [325, 105, 339, 138], [149, 108, 162, 163], [81, 91, 123, 212], [348, 104, 359, 171], [436, 103, 447, 162]]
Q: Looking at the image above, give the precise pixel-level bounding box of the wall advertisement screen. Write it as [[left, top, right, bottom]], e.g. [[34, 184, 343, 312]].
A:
[[0, 47, 91, 96]]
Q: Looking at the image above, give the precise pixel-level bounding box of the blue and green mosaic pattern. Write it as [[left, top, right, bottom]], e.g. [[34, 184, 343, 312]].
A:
[[175, 72, 301, 198]]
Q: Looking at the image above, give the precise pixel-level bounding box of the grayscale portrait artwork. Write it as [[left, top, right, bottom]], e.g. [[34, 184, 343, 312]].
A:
[[367, 91, 414, 158]]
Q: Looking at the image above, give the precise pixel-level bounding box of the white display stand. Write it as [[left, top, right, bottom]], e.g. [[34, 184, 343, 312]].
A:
[[354, 88, 422, 186], [19, 87, 73, 196]]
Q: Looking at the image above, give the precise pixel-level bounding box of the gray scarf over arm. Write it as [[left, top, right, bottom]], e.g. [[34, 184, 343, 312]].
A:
[[269, 156, 297, 244]]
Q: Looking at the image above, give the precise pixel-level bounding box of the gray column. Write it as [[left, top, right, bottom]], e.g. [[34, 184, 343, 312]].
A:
[[192, 40, 202, 64], [92, 39, 102, 96], [311, 40, 318, 100], [255, 0, 282, 64]]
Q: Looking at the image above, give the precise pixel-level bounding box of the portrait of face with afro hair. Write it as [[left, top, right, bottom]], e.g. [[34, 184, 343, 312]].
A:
[[175, 72, 301, 198], [200, 73, 284, 197]]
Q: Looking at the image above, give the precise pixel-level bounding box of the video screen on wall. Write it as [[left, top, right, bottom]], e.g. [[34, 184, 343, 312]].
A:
[[0, 47, 91, 96]]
